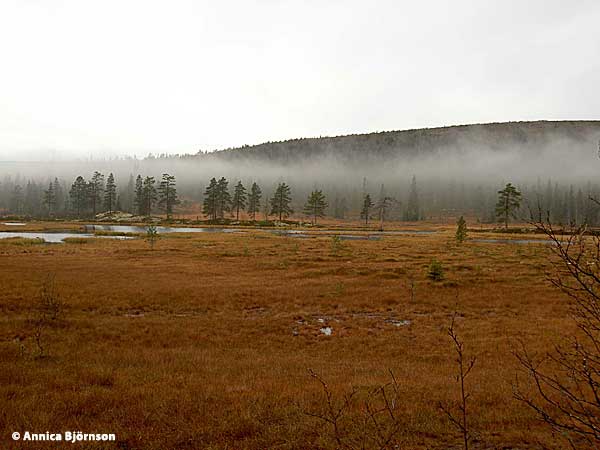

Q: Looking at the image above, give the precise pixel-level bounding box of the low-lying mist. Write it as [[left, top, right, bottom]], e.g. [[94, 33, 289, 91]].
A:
[[2, 121, 600, 223]]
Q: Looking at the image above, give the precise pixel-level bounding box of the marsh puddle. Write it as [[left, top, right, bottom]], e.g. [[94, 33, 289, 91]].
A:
[[269, 230, 381, 240], [2, 224, 433, 242], [2, 222, 26, 226], [0, 232, 133, 243], [290, 229, 436, 235], [85, 225, 240, 234], [385, 319, 411, 327], [86, 226, 434, 241], [470, 238, 551, 245], [268, 228, 437, 240], [377, 230, 436, 235], [337, 235, 381, 241]]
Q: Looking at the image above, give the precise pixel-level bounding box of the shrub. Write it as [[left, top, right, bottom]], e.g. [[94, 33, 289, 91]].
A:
[[0, 237, 45, 246], [428, 259, 444, 281], [456, 216, 468, 243], [63, 237, 91, 244], [330, 235, 343, 255], [145, 225, 160, 250]]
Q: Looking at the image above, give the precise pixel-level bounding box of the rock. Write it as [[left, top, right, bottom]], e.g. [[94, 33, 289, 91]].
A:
[[320, 327, 333, 336], [386, 319, 411, 327], [95, 211, 134, 222]]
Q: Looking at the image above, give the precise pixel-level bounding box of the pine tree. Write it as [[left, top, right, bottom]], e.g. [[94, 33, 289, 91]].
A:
[[134, 175, 144, 216], [70, 176, 88, 218], [88, 171, 104, 216], [203, 178, 218, 220], [216, 177, 231, 219], [405, 175, 420, 221], [231, 181, 247, 221], [495, 183, 522, 228], [303, 190, 328, 225], [270, 182, 293, 221], [104, 173, 117, 213], [43, 182, 56, 216], [247, 182, 262, 221], [361, 194, 374, 226], [142, 176, 157, 217], [456, 215, 468, 243], [158, 173, 179, 219]]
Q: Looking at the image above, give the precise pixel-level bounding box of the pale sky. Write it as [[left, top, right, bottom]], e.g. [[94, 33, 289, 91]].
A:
[[1, 0, 599, 160]]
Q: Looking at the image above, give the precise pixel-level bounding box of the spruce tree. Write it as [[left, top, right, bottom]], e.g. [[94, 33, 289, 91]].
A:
[[405, 175, 420, 221], [263, 196, 270, 221], [495, 183, 522, 228], [104, 173, 117, 213], [70, 176, 88, 218], [53, 178, 63, 214], [247, 182, 262, 221], [124, 174, 135, 213], [231, 181, 247, 221], [43, 182, 56, 216], [333, 196, 347, 219], [576, 188, 584, 226], [270, 182, 293, 221], [361, 194, 374, 226], [24, 181, 42, 216], [158, 173, 179, 219], [10, 185, 24, 214], [216, 177, 231, 219], [303, 189, 328, 225], [142, 176, 157, 217], [88, 171, 104, 216], [544, 179, 553, 222], [568, 185, 575, 226], [203, 178, 218, 220], [134, 175, 144, 216], [456, 215, 467, 243]]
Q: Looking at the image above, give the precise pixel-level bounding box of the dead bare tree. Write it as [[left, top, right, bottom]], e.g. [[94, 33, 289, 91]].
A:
[[439, 313, 476, 450], [21, 275, 64, 359], [37, 273, 63, 321], [408, 276, 416, 302], [513, 212, 600, 448], [301, 368, 403, 449]]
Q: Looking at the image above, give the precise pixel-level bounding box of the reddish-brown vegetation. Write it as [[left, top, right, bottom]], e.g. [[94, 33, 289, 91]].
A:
[[0, 222, 577, 448]]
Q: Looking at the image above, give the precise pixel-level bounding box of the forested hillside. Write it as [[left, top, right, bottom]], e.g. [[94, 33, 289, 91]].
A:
[[2, 121, 600, 224], [207, 120, 600, 164]]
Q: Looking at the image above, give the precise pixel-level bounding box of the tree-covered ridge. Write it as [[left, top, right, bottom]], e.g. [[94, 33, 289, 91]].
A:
[[202, 121, 600, 163]]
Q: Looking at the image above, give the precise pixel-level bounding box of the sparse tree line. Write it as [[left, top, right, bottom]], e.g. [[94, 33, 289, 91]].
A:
[[200, 175, 423, 225], [0, 172, 179, 219], [201, 179, 299, 223], [1, 173, 600, 227], [132, 174, 180, 219]]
